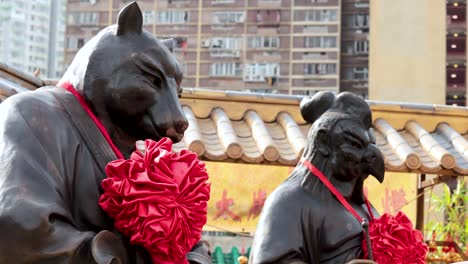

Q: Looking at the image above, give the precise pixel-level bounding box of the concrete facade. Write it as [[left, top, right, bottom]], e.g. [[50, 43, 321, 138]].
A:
[[369, 0, 446, 104]]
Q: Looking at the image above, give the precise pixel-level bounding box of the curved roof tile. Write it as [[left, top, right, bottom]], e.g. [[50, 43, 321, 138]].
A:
[[174, 89, 468, 176]]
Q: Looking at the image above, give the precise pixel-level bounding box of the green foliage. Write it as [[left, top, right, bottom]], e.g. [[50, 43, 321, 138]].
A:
[[426, 178, 468, 249]]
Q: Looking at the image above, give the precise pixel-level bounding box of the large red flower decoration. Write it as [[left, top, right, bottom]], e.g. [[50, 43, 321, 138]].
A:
[[99, 138, 211, 264], [362, 211, 428, 264]]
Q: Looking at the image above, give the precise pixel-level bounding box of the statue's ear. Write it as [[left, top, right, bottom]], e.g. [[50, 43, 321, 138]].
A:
[[161, 38, 175, 53], [116, 1, 143, 36], [300, 91, 336, 123], [315, 130, 330, 157]]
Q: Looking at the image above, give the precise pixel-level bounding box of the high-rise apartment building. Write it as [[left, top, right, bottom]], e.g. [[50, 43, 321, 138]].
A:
[[0, 0, 66, 79], [446, 0, 466, 106], [66, 0, 357, 95], [340, 0, 369, 98]]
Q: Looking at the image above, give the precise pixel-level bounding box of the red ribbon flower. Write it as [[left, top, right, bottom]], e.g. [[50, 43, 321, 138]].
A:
[[362, 211, 428, 264], [99, 138, 211, 264]]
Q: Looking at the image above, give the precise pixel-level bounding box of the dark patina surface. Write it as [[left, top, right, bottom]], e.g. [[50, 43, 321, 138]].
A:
[[0, 2, 210, 263], [249, 92, 385, 264]]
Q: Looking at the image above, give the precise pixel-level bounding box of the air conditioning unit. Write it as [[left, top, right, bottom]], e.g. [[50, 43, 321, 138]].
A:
[[201, 40, 211, 48], [233, 50, 241, 57]]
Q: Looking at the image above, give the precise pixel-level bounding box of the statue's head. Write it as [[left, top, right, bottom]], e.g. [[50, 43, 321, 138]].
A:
[[59, 1, 188, 144], [300, 91, 385, 203]]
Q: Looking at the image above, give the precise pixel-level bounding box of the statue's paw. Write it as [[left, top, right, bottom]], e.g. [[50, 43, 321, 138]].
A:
[[187, 240, 212, 264]]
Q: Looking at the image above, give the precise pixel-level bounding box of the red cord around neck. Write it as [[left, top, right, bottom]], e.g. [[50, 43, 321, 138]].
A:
[[299, 157, 375, 222], [57, 81, 125, 160]]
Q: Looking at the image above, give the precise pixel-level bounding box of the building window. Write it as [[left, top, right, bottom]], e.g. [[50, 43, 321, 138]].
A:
[[447, 4, 466, 24], [304, 25, 330, 33], [342, 41, 353, 54], [67, 37, 78, 49], [353, 67, 368, 79], [66, 37, 86, 49], [447, 68, 465, 85], [291, 89, 320, 95], [143, 10, 154, 25], [181, 63, 188, 75], [244, 63, 280, 82], [342, 40, 368, 55], [355, 14, 369, 27], [212, 0, 234, 3], [304, 63, 336, 75], [167, 0, 190, 3], [208, 38, 242, 57], [248, 36, 279, 48], [303, 10, 338, 22], [213, 11, 245, 24], [343, 14, 369, 28], [209, 37, 242, 49], [256, 10, 280, 26], [77, 38, 85, 49], [304, 36, 337, 48], [447, 37, 466, 53], [210, 63, 242, 76], [354, 2, 369, 8], [157, 11, 188, 24], [354, 40, 369, 54], [68, 12, 99, 25], [259, 0, 282, 3], [343, 67, 368, 80]]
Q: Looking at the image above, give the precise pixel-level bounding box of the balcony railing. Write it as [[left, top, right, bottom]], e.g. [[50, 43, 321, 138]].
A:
[[210, 49, 241, 58]]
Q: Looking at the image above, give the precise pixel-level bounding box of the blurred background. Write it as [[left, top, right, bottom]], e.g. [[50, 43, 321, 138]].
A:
[[0, 0, 465, 106]]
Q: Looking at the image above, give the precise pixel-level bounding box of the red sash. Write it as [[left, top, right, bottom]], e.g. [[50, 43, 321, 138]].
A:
[[58, 81, 124, 160], [299, 157, 375, 260]]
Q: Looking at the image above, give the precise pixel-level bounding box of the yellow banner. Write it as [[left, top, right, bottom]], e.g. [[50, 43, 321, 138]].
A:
[[364, 172, 417, 224], [204, 162, 417, 233]]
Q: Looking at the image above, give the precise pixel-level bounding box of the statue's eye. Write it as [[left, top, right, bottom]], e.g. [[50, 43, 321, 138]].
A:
[[351, 141, 362, 149], [143, 72, 162, 88], [153, 76, 162, 88], [345, 133, 364, 149]]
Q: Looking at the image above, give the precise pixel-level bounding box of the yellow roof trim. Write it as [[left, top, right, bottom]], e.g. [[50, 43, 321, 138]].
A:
[[181, 89, 468, 134]]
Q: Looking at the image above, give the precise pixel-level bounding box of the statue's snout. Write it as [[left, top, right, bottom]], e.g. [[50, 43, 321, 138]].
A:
[[362, 144, 385, 183]]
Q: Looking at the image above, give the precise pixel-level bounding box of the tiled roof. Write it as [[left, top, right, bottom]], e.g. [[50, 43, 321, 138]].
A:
[[0, 68, 466, 175], [176, 89, 468, 176], [0, 63, 40, 102]]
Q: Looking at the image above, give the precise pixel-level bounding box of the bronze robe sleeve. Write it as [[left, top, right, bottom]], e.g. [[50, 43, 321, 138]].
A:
[[249, 173, 378, 264], [249, 180, 321, 264], [0, 89, 135, 263]]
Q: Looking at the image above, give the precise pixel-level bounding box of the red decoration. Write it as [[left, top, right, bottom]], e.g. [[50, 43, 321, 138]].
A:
[[99, 138, 211, 264], [362, 211, 428, 264], [300, 158, 428, 264], [248, 189, 267, 220], [213, 190, 241, 221], [58, 81, 124, 159]]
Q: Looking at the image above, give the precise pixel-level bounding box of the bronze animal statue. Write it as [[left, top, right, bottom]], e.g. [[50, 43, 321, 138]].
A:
[[249, 91, 385, 264], [0, 2, 210, 263]]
